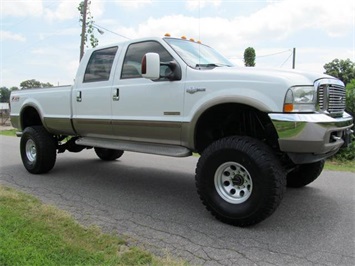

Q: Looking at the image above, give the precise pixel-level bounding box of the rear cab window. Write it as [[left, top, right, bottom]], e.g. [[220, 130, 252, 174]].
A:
[[83, 46, 118, 83]]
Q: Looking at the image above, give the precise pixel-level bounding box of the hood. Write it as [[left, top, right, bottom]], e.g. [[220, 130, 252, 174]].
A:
[[192, 66, 337, 88]]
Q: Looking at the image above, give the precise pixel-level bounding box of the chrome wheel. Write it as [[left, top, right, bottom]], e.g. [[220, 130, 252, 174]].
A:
[[214, 162, 253, 204], [25, 139, 37, 164]]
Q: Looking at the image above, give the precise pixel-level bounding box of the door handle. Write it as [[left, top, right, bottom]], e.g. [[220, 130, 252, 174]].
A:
[[113, 88, 120, 101], [76, 91, 82, 102]]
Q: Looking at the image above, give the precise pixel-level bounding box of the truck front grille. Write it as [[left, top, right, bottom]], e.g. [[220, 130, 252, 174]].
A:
[[317, 81, 346, 117]]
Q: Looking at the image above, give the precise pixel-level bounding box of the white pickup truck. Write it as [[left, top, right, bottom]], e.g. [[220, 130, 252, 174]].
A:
[[10, 36, 353, 226]]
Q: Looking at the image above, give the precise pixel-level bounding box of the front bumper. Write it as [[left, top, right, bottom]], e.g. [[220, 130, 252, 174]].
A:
[[269, 112, 353, 164]]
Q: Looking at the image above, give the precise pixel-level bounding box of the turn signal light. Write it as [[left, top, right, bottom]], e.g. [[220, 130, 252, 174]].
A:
[[283, 103, 294, 112]]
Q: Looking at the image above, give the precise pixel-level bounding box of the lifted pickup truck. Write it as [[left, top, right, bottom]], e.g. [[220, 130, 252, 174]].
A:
[[10, 36, 353, 226]]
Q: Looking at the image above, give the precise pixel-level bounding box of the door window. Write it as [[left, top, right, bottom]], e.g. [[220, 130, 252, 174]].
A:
[[121, 41, 174, 79], [83, 46, 118, 83]]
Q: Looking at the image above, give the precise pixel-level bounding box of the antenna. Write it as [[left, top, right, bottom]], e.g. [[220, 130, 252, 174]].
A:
[[198, 0, 201, 42], [198, 0, 201, 65]]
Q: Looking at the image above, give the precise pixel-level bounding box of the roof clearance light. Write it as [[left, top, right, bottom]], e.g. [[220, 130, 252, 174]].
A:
[[181, 36, 187, 40], [164, 33, 171, 37], [197, 40, 202, 44], [189, 38, 195, 42]]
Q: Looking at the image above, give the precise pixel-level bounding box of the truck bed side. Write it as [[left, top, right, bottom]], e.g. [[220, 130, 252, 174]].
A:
[[10, 85, 75, 135]]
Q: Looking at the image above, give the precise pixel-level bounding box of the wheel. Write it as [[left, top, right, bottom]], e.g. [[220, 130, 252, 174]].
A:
[[286, 160, 325, 188], [20, 126, 57, 174], [94, 147, 124, 161], [195, 136, 286, 226]]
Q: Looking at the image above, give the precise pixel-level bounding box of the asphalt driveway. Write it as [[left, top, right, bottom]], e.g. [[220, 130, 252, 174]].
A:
[[1, 135, 354, 265]]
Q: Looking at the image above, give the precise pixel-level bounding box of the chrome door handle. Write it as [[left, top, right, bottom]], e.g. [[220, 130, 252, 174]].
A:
[[113, 88, 120, 101]]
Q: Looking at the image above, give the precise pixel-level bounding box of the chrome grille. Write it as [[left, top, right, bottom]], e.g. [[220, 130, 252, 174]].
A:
[[317, 82, 346, 116]]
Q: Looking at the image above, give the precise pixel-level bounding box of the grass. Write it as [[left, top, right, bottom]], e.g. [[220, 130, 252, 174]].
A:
[[324, 160, 355, 173], [0, 185, 186, 266], [0, 128, 17, 136]]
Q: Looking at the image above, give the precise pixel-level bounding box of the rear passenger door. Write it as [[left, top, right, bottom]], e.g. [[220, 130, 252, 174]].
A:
[[72, 46, 119, 137]]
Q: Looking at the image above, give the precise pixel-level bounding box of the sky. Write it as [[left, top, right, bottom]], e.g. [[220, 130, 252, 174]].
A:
[[1, 0, 354, 88]]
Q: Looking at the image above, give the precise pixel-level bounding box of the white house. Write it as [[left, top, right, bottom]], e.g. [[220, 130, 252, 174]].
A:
[[0, 103, 10, 111]]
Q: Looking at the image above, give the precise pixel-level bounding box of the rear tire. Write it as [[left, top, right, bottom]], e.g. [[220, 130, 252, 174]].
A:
[[195, 136, 286, 226], [286, 160, 325, 188], [20, 126, 57, 174], [94, 147, 124, 161]]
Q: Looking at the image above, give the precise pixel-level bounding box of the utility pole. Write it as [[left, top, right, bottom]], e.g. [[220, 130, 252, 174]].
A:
[[79, 0, 88, 61], [292, 48, 296, 69]]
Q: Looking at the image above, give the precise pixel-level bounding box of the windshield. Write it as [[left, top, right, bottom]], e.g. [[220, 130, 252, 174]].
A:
[[164, 38, 233, 69]]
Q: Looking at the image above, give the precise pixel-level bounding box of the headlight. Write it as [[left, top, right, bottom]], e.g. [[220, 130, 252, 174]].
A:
[[283, 86, 316, 112]]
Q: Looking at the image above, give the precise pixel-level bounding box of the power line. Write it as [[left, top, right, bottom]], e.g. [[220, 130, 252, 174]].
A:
[[256, 49, 291, 58], [93, 23, 130, 40], [228, 49, 291, 60], [2, 20, 79, 61], [279, 51, 293, 67], [2, 1, 58, 31]]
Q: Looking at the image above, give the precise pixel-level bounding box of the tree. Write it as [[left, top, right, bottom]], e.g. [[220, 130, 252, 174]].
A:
[[78, 0, 98, 60], [244, 47, 256, 67], [0, 87, 10, 103], [20, 79, 53, 90], [323, 59, 355, 86]]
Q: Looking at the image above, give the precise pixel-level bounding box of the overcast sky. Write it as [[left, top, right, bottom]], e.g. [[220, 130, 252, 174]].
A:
[[1, 0, 354, 88]]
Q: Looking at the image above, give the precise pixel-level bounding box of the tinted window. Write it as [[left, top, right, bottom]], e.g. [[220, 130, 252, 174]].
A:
[[121, 41, 173, 79], [84, 47, 118, 83]]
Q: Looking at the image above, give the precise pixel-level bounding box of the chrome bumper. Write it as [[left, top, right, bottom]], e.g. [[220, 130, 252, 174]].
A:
[[269, 112, 353, 164]]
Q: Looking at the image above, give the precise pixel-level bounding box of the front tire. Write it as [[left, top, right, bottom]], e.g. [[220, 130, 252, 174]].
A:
[[195, 136, 286, 226], [20, 126, 57, 174], [94, 147, 124, 161], [286, 160, 325, 188]]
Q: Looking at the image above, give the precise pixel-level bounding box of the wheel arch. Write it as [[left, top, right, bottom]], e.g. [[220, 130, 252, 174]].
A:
[[190, 102, 279, 154], [20, 104, 44, 131]]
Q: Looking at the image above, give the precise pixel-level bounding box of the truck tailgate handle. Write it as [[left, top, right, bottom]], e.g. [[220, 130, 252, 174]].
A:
[[76, 91, 82, 102], [113, 88, 120, 101]]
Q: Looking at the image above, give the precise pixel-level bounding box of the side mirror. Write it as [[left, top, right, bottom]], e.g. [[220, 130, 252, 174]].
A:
[[141, 53, 160, 80]]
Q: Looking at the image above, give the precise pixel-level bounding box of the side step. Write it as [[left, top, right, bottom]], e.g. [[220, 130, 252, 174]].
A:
[[76, 137, 192, 158]]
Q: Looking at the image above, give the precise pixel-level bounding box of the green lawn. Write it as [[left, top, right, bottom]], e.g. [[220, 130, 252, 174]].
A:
[[0, 185, 185, 266], [0, 129, 17, 136], [325, 160, 355, 173]]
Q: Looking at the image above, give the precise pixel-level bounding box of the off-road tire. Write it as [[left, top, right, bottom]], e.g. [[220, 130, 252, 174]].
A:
[[195, 136, 286, 226], [20, 126, 57, 174], [286, 160, 325, 188], [94, 147, 124, 161]]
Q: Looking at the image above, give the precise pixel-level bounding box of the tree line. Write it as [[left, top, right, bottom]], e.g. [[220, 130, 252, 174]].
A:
[[0, 79, 54, 103]]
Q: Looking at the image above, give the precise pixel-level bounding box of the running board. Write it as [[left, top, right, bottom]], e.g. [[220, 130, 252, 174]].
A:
[[76, 137, 192, 157]]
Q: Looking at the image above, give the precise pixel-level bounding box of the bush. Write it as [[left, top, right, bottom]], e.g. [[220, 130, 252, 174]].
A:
[[332, 136, 355, 161], [345, 79, 355, 116]]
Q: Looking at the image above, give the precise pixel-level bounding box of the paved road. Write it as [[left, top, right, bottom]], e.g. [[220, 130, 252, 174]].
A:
[[1, 135, 354, 265]]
